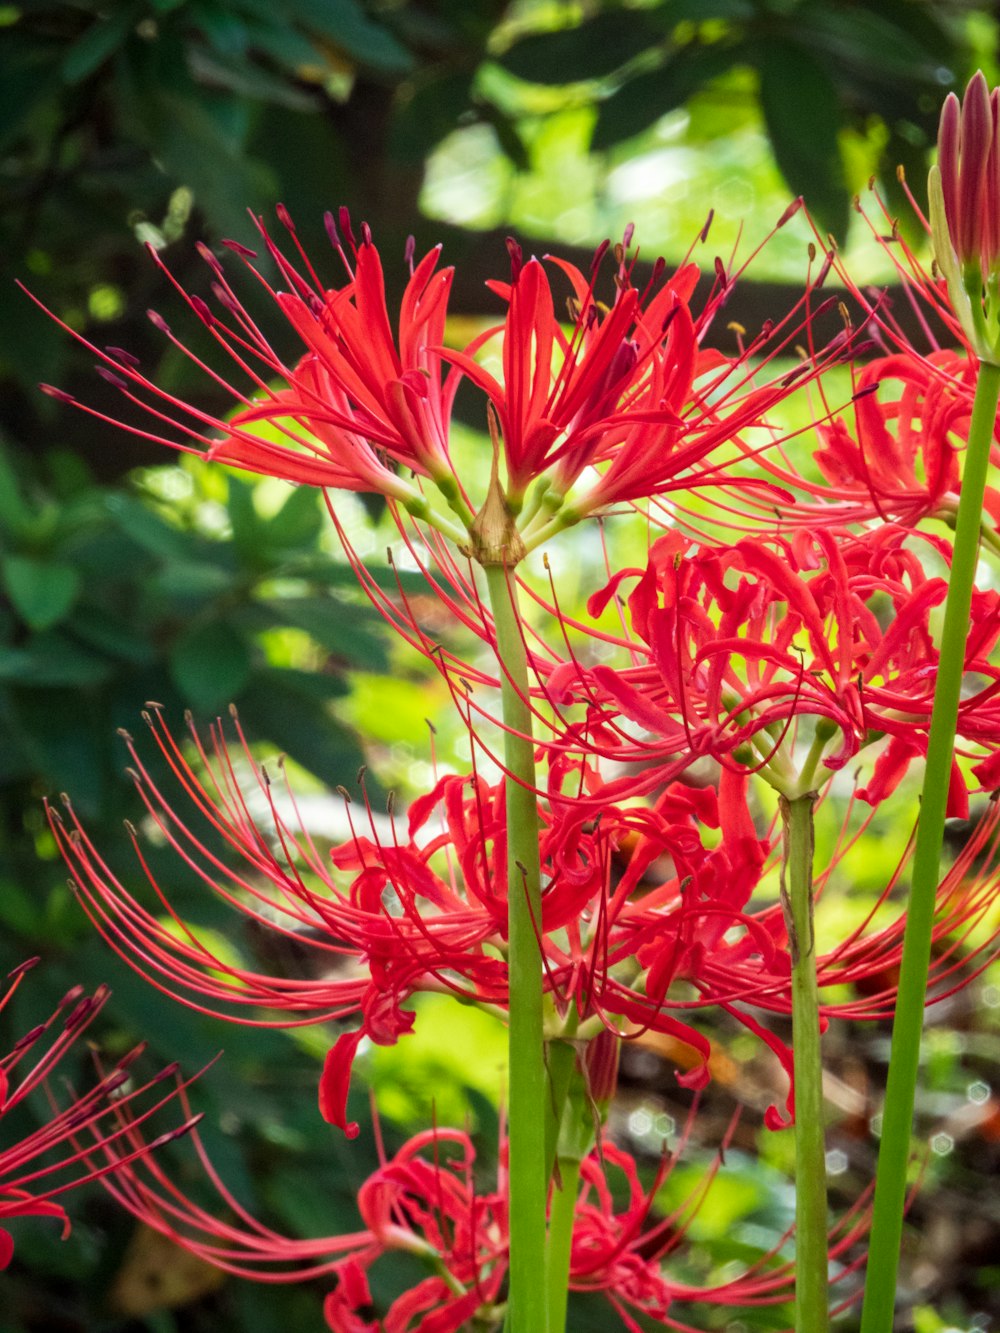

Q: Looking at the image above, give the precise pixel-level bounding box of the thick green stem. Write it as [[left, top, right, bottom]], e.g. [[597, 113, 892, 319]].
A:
[[545, 1155, 581, 1333], [483, 563, 548, 1333], [861, 359, 1000, 1333], [780, 792, 829, 1333]]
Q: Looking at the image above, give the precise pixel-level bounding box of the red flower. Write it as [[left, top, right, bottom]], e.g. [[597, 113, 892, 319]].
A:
[[51, 692, 1000, 1139], [29, 211, 458, 505], [442, 224, 851, 518], [0, 958, 198, 1270], [755, 348, 1000, 529], [558, 522, 1000, 810], [86, 1105, 870, 1331], [30, 209, 858, 547]]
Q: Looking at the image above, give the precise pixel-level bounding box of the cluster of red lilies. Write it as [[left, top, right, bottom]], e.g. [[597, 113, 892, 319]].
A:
[[9, 71, 1000, 1333]]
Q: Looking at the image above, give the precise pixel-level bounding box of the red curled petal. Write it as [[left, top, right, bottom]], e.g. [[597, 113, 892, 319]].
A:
[[319, 1029, 364, 1138]]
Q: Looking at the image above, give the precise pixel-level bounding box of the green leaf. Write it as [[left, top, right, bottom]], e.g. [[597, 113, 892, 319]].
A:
[[235, 676, 365, 786], [259, 596, 390, 671], [10, 688, 108, 817], [482, 103, 530, 172], [151, 558, 237, 602], [756, 38, 848, 241], [796, 5, 945, 84], [592, 44, 738, 149], [63, 604, 157, 665], [1, 554, 80, 630], [262, 484, 322, 550], [105, 492, 193, 561], [498, 13, 660, 85], [285, 0, 413, 74], [0, 448, 35, 539], [226, 474, 262, 562], [0, 32, 63, 151], [189, 48, 319, 111], [654, 0, 753, 17], [240, 16, 324, 72], [61, 4, 140, 84], [0, 633, 111, 687], [389, 69, 476, 164], [169, 620, 253, 712], [249, 664, 349, 703], [189, 1, 249, 56]]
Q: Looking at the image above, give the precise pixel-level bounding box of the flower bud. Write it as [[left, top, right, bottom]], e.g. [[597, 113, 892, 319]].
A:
[[929, 71, 1000, 362]]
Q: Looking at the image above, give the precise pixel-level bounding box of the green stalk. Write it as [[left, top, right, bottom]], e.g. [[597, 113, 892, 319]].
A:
[[860, 359, 1000, 1332], [545, 1042, 601, 1333], [484, 563, 548, 1333], [545, 1155, 581, 1333], [780, 793, 829, 1333]]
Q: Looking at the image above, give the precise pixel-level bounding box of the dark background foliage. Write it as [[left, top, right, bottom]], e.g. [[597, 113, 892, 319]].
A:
[[0, 2, 997, 1329]]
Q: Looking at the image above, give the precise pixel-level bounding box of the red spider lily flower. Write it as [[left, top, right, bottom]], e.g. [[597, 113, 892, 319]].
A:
[[29, 207, 860, 549], [556, 522, 1000, 812], [48, 707, 733, 1125], [27, 210, 460, 508], [85, 1096, 869, 1333], [440, 219, 854, 521], [0, 958, 200, 1270], [49, 700, 1000, 1136], [750, 347, 1000, 530]]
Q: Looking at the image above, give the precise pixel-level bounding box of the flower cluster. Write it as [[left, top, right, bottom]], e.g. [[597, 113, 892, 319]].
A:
[[85, 1103, 869, 1333], [32, 69, 1000, 1331]]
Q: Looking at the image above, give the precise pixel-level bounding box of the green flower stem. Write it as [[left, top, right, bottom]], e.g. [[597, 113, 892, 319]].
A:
[[545, 1050, 597, 1333], [860, 357, 1000, 1333], [780, 792, 829, 1333], [483, 562, 548, 1333], [545, 1154, 581, 1333]]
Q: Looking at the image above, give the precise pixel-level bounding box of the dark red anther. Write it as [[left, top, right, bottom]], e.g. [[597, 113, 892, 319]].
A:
[[196, 242, 224, 276], [13, 1024, 46, 1052], [338, 207, 357, 249], [39, 383, 75, 405], [814, 250, 835, 288], [323, 209, 339, 247], [276, 202, 295, 232], [221, 238, 257, 259], [360, 221, 373, 247], [506, 236, 523, 281], [147, 309, 171, 334], [590, 238, 610, 275], [105, 345, 141, 368], [777, 197, 804, 228], [96, 365, 129, 391], [211, 283, 239, 315], [404, 234, 416, 269], [189, 295, 213, 327], [6, 958, 39, 982], [64, 993, 96, 1029]]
